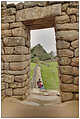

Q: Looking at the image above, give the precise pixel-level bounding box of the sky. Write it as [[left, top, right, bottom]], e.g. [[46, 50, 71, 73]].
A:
[[30, 28, 56, 55]]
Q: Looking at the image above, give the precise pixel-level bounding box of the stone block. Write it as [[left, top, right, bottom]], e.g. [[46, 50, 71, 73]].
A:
[[10, 22, 26, 29], [7, 8, 16, 15], [70, 15, 76, 23], [13, 87, 26, 96], [73, 67, 79, 76], [60, 83, 79, 92], [16, 2, 24, 10], [58, 49, 73, 57], [3, 37, 25, 46], [9, 82, 25, 88], [2, 55, 27, 62], [2, 30, 12, 37], [1, 62, 9, 70], [71, 40, 79, 48], [6, 88, 12, 96], [56, 23, 78, 30], [15, 75, 27, 82], [16, 4, 61, 22], [67, 8, 78, 15], [56, 30, 78, 41], [71, 57, 79, 66], [13, 46, 29, 55], [61, 92, 73, 102], [60, 66, 73, 75], [59, 57, 71, 65], [75, 48, 79, 57], [3, 74, 14, 83], [2, 15, 15, 23], [4, 70, 27, 75], [56, 40, 70, 49], [61, 3, 69, 11], [1, 48, 4, 55], [4, 47, 14, 54], [74, 77, 79, 85], [55, 15, 70, 24], [61, 75, 74, 84], [10, 62, 28, 71], [12, 28, 27, 37], [1, 82, 5, 90], [1, 23, 9, 30]]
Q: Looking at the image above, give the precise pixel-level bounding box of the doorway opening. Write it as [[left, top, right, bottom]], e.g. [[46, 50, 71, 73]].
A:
[[30, 27, 59, 91]]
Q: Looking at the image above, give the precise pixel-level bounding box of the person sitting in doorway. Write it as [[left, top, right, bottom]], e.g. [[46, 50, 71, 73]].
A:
[[37, 79, 44, 89]]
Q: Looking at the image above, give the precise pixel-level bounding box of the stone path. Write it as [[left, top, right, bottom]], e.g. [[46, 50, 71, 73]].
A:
[[20, 88, 61, 106], [2, 88, 79, 118]]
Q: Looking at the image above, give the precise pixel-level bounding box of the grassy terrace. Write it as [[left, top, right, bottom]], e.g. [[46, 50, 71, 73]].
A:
[[30, 62, 59, 90]]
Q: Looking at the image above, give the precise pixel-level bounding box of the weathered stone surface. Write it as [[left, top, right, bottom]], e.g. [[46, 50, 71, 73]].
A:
[[16, 4, 61, 22], [56, 30, 78, 41], [12, 28, 27, 37], [1, 62, 9, 70], [1, 90, 6, 100], [56, 23, 78, 30], [13, 46, 29, 55], [59, 57, 71, 65], [16, 2, 24, 10], [61, 75, 74, 84], [9, 82, 25, 88], [6, 88, 12, 96], [74, 94, 79, 100], [70, 15, 76, 23], [7, 8, 16, 15], [55, 15, 70, 24], [67, 8, 78, 15], [4, 46, 28, 55], [56, 40, 70, 49], [13, 87, 26, 95], [7, 3, 16, 8], [62, 3, 69, 11], [73, 67, 79, 76], [58, 49, 73, 57], [2, 69, 28, 75], [69, 1, 79, 7], [71, 40, 79, 48], [61, 92, 73, 102], [15, 75, 27, 82], [3, 74, 14, 83], [24, 1, 48, 8], [10, 62, 28, 71], [3, 37, 25, 46], [1, 1, 7, 7], [71, 57, 79, 66], [75, 48, 79, 57], [60, 83, 79, 92], [74, 77, 79, 85], [2, 30, 12, 37], [10, 22, 26, 29], [1, 23, 9, 30], [60, 66, 73, 75], [2, 55, 27, 62], [1, 82, 5, 90], [25, 40, 30, 48], [4, 47, 14, 54], [2, 15, 15, 23]]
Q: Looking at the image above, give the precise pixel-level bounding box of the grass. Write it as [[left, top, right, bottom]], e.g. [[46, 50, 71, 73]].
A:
[[30, 61, 59, 90]]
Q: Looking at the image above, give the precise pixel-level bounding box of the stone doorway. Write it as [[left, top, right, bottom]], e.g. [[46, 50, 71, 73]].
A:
[[1, 1, 79, 102]]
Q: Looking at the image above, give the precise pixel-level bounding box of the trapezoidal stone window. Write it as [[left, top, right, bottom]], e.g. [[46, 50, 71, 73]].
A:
[[1, 1, 79, 102]]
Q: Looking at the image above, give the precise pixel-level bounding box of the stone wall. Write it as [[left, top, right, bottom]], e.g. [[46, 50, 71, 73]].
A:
[[1, 1, 79, 102]]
